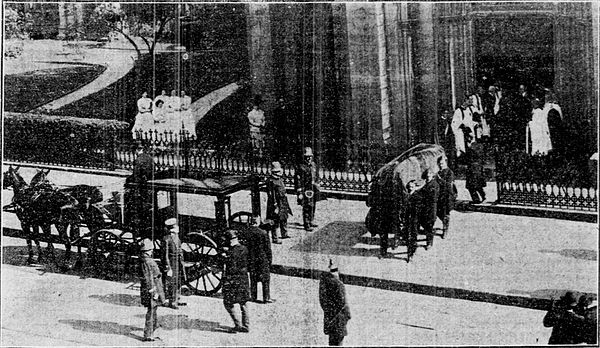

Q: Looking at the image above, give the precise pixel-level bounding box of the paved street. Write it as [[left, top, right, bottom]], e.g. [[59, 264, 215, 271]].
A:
[[1, 164, 597, 345], [1, 237, 552, 346]]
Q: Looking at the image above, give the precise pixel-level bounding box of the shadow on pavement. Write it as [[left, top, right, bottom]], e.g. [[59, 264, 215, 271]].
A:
[[291, 221, 381, 257], [2, 245, 138, 283], [506, 288, 596, 301], [133, 314, 229, 332], [538, 249, 597, 261], [90, 293, 142, 307], [59, 319, 141, 339]]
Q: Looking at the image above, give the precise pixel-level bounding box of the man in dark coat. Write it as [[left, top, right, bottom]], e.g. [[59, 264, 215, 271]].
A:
[[266, 161, 292, 243], [419, 169, 439, 249], [319, 260, 351, 346], [543, 291, 585, 344], [575, 294, 598, 344], [244, 219, 274, 303], [125, 143, 154, 237], [436, 156, 457, 238], [161, 218, 186, 309], [465, 133, 487, 204], [404, 180, 422, 261], [222, 230, 250, 332], [294, 147, 321, 231], [139, 238, 167, 342]]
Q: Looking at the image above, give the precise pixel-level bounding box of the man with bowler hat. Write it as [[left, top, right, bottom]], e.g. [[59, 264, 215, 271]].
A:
[[543, 291, 585, 344], [267, 161, 292, 242], [294, 147, 321, 231], [222, 230, 250, 332], [162, 218, 186, 309], [139, 238, 167, 342], [319, 259, 351, 346]]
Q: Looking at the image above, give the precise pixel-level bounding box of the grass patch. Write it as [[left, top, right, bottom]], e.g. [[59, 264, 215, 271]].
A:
[[49, 51, 250, 130], [3, 64, 106, 113]]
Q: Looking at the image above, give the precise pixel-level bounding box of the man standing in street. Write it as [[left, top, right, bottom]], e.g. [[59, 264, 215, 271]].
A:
[[162, 218, 186, 309], [246, 218, 274, 303], [420, 169, 439, 250], [266, 161, 292, 243], [125, 143, 154, 237], [222, 230, 250, 333], [294, 147, 321, 231], [319, 259, 351, 346], [139, 238, 167, 342], [543, 291, 585, 344]]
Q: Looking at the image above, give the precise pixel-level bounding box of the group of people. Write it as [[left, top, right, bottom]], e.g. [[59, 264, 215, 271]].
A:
[[132, 89, 196, 138], [543, 290, 597, 345], [368, 155, 457, 260], [449, 82, 565, 158]]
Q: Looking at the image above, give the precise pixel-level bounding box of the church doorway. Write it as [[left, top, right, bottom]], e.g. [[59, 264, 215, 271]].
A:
[[474, 15, 554, 91]]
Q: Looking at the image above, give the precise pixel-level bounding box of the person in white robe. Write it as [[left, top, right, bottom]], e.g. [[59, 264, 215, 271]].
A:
[[528, 98, 552, 155], [180, 90, 195, 137], [451, 97, 475, 158]]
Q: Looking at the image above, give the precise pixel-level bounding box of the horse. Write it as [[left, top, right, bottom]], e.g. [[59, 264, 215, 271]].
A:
[[25, 169, 107, 264], [3, 166, 80, 265]]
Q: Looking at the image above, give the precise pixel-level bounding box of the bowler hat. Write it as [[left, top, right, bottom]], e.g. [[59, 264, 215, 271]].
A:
[[304, 147, 313, 157], [225, 230, 238, 240], [271, 161, 283, 174]]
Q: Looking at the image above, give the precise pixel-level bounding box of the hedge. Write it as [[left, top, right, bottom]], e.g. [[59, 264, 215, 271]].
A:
[[4, 112, 130, 168]]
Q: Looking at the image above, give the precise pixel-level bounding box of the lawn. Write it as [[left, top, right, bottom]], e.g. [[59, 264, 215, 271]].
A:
[[48, 51, 250, 131], [3, 64, 106, 113]]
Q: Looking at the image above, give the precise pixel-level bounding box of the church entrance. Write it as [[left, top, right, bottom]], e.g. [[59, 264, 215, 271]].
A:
[[474, 15, 554, 90]]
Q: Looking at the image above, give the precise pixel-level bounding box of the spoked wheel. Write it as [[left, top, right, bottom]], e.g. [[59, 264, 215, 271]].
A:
[[182, 232, 224, 296], [88, 229, 129, 272], [229, 211, 253, 226]]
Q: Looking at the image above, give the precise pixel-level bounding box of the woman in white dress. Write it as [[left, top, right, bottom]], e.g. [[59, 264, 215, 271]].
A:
[[132, 92, 153, 138], [152, 99, 167, 136], [528, 98, 552, 155]]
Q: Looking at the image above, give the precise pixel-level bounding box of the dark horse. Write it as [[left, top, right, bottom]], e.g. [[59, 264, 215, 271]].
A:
[[3, 166, 104, 265]]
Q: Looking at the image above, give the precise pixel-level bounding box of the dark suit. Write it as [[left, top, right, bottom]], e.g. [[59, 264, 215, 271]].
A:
[[140, 253, 166, 339], [162, 233, 184, 307], [294, 161, 320, 228], [125, 152, 155, 236], [223, 243, 250, 329], [405, 190, 423, 258], [319, 272, 351, 346], [465, 142, 486, 203], [266, 176, 292, 240], [420, 179, 439, 248], [543, 305, 585, 344], [243, 226, 273, 302], [436, 168, 457, 234]]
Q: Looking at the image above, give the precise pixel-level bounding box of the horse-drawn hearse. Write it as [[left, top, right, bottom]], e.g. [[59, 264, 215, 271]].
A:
[[366, 144, 455, 262], [3, 165, 261, 296]]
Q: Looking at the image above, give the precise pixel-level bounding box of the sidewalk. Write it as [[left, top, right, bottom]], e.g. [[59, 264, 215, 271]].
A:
[[2, 164, 597, 310]]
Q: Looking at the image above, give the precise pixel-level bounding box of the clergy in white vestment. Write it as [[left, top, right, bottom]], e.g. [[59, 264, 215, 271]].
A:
[[451, 97, 476, 157], [132, 92, 154, 138]]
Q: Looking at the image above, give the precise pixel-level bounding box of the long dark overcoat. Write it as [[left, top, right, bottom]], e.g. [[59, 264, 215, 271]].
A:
[[222, 244, 250, 304], [436, 168, 457, 219], [543, 306, 585, 344], [162, 233, 184, 301], [419, 179, 440, 228], [266, 176, 292, 222], [140, 254, 166, 308], [465, 142, 486, 191], [243, 226, 272, 281], [294, 161, 322, 203], [319, 272, 351, 337]]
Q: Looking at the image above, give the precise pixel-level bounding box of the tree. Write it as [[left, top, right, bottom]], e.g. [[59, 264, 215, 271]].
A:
[[84, 3, 178, 58]]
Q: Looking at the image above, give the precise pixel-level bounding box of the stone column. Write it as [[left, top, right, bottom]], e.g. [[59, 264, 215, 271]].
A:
[[246, 4, 276, 122], [411, 3, 439, 144], [57, 3, 67, 39]]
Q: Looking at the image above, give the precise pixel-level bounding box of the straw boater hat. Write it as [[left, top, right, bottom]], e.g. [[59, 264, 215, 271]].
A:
[[165, 218, 178, 233], [304, 147, 313, 157], [140, 238, 154, 252]]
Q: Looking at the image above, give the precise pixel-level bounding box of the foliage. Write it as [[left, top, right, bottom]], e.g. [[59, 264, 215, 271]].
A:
[[4, 112, 129, 168], [79, 3, 177, 57], [3, 65, 107, 113], [4, 6, 32, 39]]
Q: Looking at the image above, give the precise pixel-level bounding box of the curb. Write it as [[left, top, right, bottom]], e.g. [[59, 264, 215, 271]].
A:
[[4, 160, 596, 222]]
